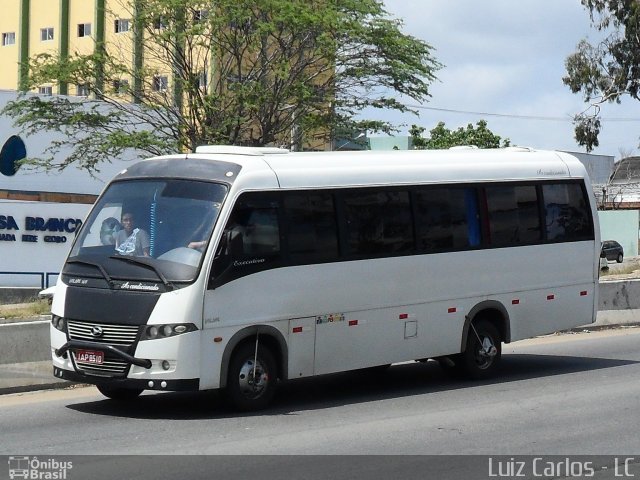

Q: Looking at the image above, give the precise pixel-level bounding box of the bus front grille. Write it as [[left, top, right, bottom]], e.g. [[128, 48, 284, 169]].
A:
[[67, 320, 140, 377], [67, 320, 140, 345]]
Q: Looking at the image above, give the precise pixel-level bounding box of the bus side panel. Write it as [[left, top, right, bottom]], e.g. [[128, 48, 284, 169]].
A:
[[312, 303, 465, 375], [507, 284, 596, 341], [204, 238, 596, 380]]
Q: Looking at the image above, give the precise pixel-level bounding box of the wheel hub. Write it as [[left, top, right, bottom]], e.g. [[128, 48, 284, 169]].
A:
[[238, 359, 269, 398]]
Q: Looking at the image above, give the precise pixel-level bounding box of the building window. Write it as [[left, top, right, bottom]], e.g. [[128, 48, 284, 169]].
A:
[[40, 28, 54, 41], [38, 86, 53, 96], [152, 75, 168, 92], [78, 23, 92, 37], [114, 19, 130, 33], [197, 71, 207, 90], [153, 17, 167, 30], [113, 79, 129, 94], [193, 9, 208, 23], [2, 32, 16, 46], [76, 84, 88, 96]]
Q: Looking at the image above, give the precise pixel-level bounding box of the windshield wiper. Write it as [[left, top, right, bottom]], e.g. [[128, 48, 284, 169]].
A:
[[109, 255, 174, 290], [66, 258, 115, 289]]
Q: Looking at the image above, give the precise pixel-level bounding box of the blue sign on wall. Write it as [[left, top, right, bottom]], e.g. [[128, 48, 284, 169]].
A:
[[0, 135, 27, 176]]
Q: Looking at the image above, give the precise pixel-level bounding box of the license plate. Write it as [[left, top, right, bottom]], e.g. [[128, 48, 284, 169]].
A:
[[76, 349, 104, 364]]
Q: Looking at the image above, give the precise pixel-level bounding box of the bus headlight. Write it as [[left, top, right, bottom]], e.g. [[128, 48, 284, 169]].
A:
[[51, 315, 66, 332], [141, 323, 197, 340]]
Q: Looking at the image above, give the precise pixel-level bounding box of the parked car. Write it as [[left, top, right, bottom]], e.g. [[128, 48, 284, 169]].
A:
[[601, 240, 624, 263]]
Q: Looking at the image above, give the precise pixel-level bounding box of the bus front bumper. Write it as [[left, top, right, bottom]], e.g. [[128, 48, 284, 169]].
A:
[[53, 366, 200, 391]]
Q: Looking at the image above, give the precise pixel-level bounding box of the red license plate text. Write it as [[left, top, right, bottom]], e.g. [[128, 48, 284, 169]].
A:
[[76, 349, 104, 364]]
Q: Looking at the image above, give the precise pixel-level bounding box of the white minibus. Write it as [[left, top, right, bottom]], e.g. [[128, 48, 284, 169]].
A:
[[50, 146, 599, 410]]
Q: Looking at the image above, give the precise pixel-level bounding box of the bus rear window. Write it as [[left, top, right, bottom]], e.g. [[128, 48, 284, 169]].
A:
[[543, 183, 592, 241]]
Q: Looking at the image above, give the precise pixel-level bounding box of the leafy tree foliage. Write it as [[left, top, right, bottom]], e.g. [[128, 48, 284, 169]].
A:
[[564, 0, 640, 151], [2, 0, 440, 172], [409, 120, 510, 150]]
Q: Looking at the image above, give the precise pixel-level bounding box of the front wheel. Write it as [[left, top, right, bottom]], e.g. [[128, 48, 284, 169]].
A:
[[225, 342, 278, 411], [617, 253, 624, 263], [97, 385, 144, 401], [459, 320, 502, 380]]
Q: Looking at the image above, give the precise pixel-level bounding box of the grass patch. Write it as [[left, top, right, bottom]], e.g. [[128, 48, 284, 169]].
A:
[[600, 263, 640, 277], [0, 300, 51, 319]]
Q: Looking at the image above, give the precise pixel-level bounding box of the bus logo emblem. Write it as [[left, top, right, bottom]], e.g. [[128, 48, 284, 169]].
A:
[[91, 326, 104, 337]]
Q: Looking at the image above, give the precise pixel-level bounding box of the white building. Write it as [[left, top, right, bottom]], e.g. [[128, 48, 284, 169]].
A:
[[0, 90, 139, 287]]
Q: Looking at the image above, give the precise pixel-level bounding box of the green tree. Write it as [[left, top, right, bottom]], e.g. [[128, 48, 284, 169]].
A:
[[564, 0, 640, 151], [409, 120, 511, 150], [2, 0, 440, 172]]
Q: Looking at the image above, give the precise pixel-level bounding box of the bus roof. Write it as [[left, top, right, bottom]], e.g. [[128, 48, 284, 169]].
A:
[[140, 147, 588, 190]]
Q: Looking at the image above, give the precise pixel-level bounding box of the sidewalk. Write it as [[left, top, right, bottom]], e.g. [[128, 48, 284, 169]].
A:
[[0, 360, 70, 395]]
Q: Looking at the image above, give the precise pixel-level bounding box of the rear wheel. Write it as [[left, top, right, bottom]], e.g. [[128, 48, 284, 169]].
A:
[[97, 385, 144, 401], [458, 320, 502, 380], [225, 342, 278, 411], [617, 253, 624, 263]]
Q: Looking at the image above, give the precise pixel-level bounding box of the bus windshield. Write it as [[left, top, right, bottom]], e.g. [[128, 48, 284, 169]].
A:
[[67, 179, 227, 284]]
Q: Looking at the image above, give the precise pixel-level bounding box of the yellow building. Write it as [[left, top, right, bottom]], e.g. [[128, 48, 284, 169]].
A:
[[0, 0, 331, 150], [0, 0, 179, 95], [0, 1, 102, 93]]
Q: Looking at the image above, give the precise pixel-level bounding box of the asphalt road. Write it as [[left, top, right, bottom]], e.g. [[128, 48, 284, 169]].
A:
[[1, 328, 640, 479]]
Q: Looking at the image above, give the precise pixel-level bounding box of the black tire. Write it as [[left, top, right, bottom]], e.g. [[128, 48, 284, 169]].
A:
[[97, 385, 144, 401], [459, 320, 502, 380], [617, 253, 624, 263], [225, 342, 278, 411]]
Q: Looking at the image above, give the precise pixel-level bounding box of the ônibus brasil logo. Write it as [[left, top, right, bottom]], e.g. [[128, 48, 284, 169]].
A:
[[8, 456, 73, 479]]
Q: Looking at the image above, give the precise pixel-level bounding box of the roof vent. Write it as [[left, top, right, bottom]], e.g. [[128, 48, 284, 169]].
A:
[[448, 145, 479, 150], [195, 145, 289, 156], [504, 146, 534, 152]]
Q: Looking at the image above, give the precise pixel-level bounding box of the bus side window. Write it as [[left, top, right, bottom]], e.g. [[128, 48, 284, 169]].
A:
[[414, 187, 478, 252], [284, 192, 338, 264], [542, 183, 592, 241], [210, 193, 281, 287]]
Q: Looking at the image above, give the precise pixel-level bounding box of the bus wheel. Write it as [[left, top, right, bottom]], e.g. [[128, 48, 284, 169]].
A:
[[226, 343, 277, 411], [97, 385, 144, 401], [459, 320, 501, 380]]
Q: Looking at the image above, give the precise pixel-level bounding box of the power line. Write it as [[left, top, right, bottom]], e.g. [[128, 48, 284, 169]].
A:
[[407, 104, 640, 122]]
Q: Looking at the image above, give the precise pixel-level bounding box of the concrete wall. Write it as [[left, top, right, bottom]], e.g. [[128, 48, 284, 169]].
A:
[[598, 209, 639, 257], [0, 320, 50, 364], [599, 279, 640, 310], [0, 287, 40, 303]]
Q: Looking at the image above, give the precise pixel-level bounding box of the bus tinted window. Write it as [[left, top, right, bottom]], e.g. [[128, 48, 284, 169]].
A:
[[543, 183, 592, 241], [227, 195, 280, 256], [414, 187, 479, 252], [486, 185, 541, 247], [343, 190, 413, 255], [284, 193, 339, 263]]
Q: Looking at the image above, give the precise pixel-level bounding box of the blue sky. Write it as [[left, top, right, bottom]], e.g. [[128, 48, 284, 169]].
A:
[[375, 0, 640, 158]]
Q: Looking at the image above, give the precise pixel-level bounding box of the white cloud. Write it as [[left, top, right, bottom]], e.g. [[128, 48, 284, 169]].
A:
[[369, 0, 640, 157]]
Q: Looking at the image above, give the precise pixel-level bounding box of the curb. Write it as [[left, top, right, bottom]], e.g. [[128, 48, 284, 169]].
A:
[[0, 382, 83, 396]]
